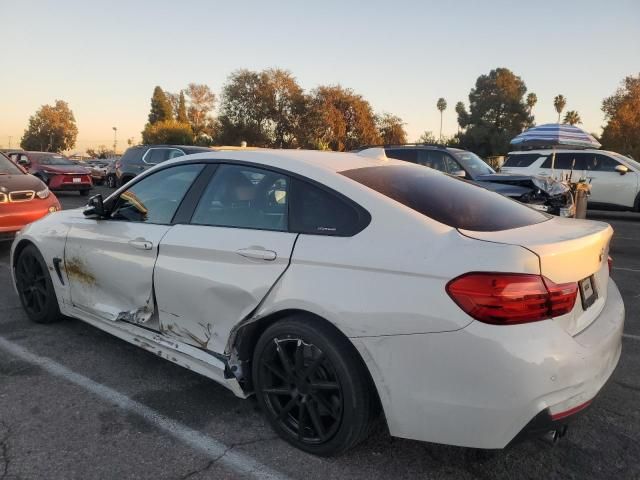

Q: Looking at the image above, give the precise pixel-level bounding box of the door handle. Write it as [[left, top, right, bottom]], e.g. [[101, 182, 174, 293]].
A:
[[236, 248, 277, 261], [128, 238, 153, 250]]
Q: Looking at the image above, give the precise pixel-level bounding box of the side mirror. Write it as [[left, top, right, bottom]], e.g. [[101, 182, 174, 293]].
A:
[[451, 170, 467, 178], [84, 194, 106, 217], [615, 164, 629, 175]]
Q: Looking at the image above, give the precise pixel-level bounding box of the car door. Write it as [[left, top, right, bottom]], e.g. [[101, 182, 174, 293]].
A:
[[583, 153, 637, 208], [64, 163, 205, 324], [153, 163, 297, 353]]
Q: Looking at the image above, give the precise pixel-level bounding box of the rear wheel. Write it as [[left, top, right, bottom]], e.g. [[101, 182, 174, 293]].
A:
[[252, 316, 375, 456], [14, 245, 62, 324]]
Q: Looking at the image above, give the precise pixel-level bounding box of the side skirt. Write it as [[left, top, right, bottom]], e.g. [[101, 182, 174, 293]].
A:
[[64, 305, 247, 399]]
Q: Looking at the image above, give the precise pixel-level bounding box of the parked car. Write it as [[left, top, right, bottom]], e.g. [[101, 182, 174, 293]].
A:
[[11, 149, 623, 455], [115, 145, 212, 187], [85, 159, 111, 185], [0, 152, 60, 241], [6, 151, 92, 195], [501, 149, 640, 211], [104, 159, 118, 188], [358, 144, 575, 217]]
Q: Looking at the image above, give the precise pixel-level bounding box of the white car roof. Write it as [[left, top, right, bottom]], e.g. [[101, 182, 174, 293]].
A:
[[507, 149, 617, 155]]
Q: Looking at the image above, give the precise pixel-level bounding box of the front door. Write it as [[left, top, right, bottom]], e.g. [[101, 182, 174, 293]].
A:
[[65, 163, 205, 324], [154, 163, 297, 353]]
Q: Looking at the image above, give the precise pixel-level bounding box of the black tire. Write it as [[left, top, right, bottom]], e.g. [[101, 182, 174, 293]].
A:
[[252, 316, 375, 456], [14, 245, 62, 324], [79, 189, 90, 196], [634, 192, 640, 212]]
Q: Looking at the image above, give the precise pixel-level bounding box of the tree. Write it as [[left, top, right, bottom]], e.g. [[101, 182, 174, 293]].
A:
[[456, 68, 532, 157], [87, 145, 114, 159], [303, 85, 381, 151], [563, 110, 581, 125], [177, 91, 189, 123], [148, 86, 173, 125], [526, 93, 537, 115], [20, 100, 78, 152], [142, 119, 194, 145], [417, 131, 437, 144], [436, 98, 447, 141], [376, 113, 407, 144], [186, 83, 216, 136], [553, 95, 567, 123], [600, 73, 640, 160], [455, 101, 468, 131]]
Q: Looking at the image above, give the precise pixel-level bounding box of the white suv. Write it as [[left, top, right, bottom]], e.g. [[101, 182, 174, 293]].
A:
[[502, 149, 640, 211]]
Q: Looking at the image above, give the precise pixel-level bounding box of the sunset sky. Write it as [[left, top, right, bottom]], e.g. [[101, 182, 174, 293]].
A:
[[1, 0, 638, 152]]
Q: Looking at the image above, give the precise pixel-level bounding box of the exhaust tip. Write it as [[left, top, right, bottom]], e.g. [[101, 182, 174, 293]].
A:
[[542, 425, 568, 445]]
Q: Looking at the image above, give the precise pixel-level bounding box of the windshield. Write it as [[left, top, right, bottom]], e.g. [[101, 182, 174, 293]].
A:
[[612, 152, 640, 170], [452, 151, 495, 175], [35, 154, 76, 166], [0, 154, 23, 175]]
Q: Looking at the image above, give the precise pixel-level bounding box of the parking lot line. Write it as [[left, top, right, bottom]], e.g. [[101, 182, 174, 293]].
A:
[[613, 267, 640, 273], [623, 334, 640, 341], [0, 336, 289, 480]]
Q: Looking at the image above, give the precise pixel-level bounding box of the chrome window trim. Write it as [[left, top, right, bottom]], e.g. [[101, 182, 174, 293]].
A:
[[142, 148, 185, 165]]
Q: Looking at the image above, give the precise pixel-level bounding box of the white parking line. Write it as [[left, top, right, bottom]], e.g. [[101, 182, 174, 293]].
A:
[[623, 334, 640, 341], [0, 336, 289, 480], [613, 267, 640, 273]]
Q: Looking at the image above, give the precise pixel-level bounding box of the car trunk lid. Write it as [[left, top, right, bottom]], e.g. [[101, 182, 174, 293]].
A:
[[459, 217, 612, 336]]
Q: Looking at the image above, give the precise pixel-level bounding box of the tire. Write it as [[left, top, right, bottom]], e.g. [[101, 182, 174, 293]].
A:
[[252, 316, 375, 456], [634, 192, 640, 212], [14, 245, 62, 324], [79, 189, 90, 196]]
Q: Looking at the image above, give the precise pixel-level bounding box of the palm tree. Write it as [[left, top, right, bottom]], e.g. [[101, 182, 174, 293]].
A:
[[553, 95, 567, 123], [526, 93, 537, 116], [563, 110, 581, 125], [436, 98, 447, 142]]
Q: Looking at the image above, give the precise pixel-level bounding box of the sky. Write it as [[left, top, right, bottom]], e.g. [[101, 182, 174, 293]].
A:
[[1, 0, 639, 153]]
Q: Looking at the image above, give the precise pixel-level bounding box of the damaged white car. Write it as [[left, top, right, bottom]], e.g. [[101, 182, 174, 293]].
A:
[[11, 149, 624, 455]]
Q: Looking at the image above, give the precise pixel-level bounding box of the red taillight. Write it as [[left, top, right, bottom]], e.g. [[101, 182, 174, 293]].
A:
[[446, 273, 578, 325], [607, 256, 613, 274]]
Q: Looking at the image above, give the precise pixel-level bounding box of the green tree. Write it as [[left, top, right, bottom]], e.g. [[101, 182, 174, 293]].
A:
[[376, 113, 407, 145], [553, 95, 567, 123], [142, 119, 194, 145], [563, 110, 581, 125], [148, 86, 173, 125], [417, 131, 438, 144], [186, 83, 216, 136], [526, 92, 537, 126], [456, 68, 532, 157], [600, 73, 640, 160], [177, 91, 189, 123], [455, 101, 468, 131], [20, 100, 78, 152], [436, 98, 447, 141]]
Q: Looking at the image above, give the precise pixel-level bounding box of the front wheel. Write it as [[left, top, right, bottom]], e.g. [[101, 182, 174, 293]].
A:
[[14, 245, 62, 324], [252, 316, 376, 456]]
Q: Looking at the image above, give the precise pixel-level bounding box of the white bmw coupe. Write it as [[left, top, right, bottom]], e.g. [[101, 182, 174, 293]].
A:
[[11, 149, 624, 455]]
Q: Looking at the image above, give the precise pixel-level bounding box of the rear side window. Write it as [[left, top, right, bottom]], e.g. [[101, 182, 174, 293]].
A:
[[289, 179, 369, 236], [385, 149, 417, 163], [144, 148, 185, 165], [541, 153, 586, 170], [503, 154, 545, 168], [341, 165, 550, 232]]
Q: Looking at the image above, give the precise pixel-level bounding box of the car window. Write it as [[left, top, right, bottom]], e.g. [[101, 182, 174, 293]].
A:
[[289, 178, 366, 236], [385, 149, 417, 163], [341, 164, 550, 232], [34, 154, 76, 166], [503, 154, 546, 168], [590, 154, 620, 172], [0, 154, 22, 175], [144, 148, 184, 165], [541, 153, 586, 170], [110, 164, 203, 224], [191, 164, 288, 231], [451, 151, 495, 175], [416, 150, 457, 172]]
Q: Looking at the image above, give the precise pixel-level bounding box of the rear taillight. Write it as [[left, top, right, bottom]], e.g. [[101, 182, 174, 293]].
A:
[[446, 273, 578, 325], [607, 256, 613, 274]]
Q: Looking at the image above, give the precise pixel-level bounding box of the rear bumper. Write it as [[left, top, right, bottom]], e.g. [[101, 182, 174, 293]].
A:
[[352, 278, 624, 449], [48, 174, 92, 190]]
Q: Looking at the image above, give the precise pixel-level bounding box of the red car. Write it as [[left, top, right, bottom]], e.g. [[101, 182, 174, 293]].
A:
[[7, 151, 92, 195], [0, 153, 61, 241]]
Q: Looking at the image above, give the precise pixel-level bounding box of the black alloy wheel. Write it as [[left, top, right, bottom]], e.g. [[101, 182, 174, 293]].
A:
[[15, 245, 61, 323], [253, 317, 375, 456]]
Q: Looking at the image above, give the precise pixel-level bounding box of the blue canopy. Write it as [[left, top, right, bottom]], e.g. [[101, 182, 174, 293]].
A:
[[510, 123, 601, 149]]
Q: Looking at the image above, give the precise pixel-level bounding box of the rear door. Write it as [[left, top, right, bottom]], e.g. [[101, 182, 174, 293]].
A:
[[65, 163, 204, 323], [583, 153, 638, 208], [154, 163, 297, 353]]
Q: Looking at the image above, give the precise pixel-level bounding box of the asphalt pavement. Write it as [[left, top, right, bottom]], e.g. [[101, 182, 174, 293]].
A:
[[0, 186, 638, 479]]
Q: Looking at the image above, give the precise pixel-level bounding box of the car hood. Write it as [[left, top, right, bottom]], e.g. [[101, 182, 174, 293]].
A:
[[476, 173, 569, 196], [40, 165, 90, 174], [0, 173, 46, 193]]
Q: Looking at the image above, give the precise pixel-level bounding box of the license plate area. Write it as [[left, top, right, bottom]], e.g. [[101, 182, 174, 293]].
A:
[[72, 177, 81, 183], [579, 275, 598, 310]]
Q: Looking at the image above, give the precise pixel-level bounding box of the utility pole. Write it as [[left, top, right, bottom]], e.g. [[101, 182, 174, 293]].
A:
[[8, 136, 12, 148], [112, 127, 118, 154]]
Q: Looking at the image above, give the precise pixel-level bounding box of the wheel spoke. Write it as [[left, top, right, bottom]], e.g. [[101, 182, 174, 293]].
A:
[[275, 339, 294, 380], [311, 392, 340, 420], [302, 352, 325, 379], [262, 360, 288, 383], [297, 402, 307, 441], [277, 396, 298, 421], [262, 387, 291, 396], [307, 400, 326, 440], [294, 339, 304, 373], [310, 381, 339, 390]]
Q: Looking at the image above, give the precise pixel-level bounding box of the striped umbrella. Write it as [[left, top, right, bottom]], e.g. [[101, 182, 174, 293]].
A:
[[510, 123, 601, 149]]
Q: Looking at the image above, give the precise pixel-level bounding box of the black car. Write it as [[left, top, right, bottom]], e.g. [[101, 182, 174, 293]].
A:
[[115, 145, 212, 187], [358, 144, 574, 217]]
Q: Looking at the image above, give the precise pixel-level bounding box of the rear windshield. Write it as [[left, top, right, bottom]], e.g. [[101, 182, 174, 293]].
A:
[[503, 153, 546, 168], [32, 153, 76, 165], [340, 164, 550, 232]]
